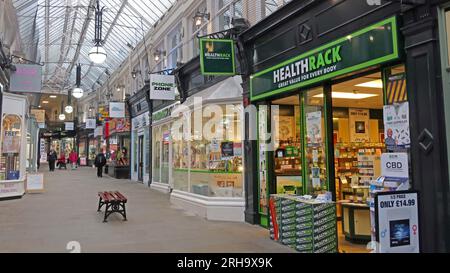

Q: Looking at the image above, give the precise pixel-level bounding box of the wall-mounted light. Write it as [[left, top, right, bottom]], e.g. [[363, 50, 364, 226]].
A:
[[194, 11, 210, 27], [89, 0, 107, 64], [131, 69, 141, 79], [153, 50, 166, 62]]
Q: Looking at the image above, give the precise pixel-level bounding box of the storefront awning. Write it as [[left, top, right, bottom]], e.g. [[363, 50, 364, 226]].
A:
[[182, 76, 243, 109]]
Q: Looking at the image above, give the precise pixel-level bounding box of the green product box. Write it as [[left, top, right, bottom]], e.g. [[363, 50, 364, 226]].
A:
[[295, 202, 310, 210], [281, 199, 296, 206], [295, 215, 314, 224], [281, 210, 297, 219], [281, 237, 296, 245], [296, 222, 314, 230], [281, 217, 296, 225], [295, 207, 313, 217], [314, 235, 337, 249], [280, 231, 296, 239], [281, 223, 296, 232], [312, 203, 333, 213], [314, 227, 337, 243], [296, 236, 313, 244], [314, 214, 336, 227], [315, 241, 338, 253], [281, 204, 296, 213], [296, 229, 314, 237], [296, 243, 314, 252], [313, 207, 336, 221], [313, 219, 336, 235]]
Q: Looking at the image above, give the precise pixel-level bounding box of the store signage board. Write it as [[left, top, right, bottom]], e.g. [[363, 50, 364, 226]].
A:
[[152, 102, 180, 123], [26, 173, 44, 193], [200, 38, 236, 76], [381, 153, 409, 178], [9, 64, 43, 93], [375, 191, 420, 253], [149, 74, 176, 100], [384, 102, 410, 148], [38, 123, 45, 129], [109, 102, 125, 118], [250, 16, 399, 101], [65, 122, 74, 131], [86, 119, 96, 129]]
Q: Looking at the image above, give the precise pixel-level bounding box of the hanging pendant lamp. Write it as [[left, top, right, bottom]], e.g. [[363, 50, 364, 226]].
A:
[[73, 64, 84, 99], [89, 0, 107, 64]]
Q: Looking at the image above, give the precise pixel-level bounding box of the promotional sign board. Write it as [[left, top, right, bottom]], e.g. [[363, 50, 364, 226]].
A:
[[250, 16, 399, 100], [200, 38, 236, 76], [86, 119, 96, 129], [349, 108, 370, 142], [381, 153, 409, 178], [65, 122, 74, 131], [94, 126, 103, 137], [26, 173, 44, 193], [2, 130, 20, 153], [9, 64, 43, 93], [375, 191, 420, 253], [383, 102, 410, 148], [40, 139, 47, 162], [149, 74, 176, 100], [306, 111, 322, 144], [31, 109, 45, 123], [109, 102, 125, 118]]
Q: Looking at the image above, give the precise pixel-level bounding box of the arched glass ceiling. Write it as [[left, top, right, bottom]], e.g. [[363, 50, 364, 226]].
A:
[[13, 0, 177, 93]]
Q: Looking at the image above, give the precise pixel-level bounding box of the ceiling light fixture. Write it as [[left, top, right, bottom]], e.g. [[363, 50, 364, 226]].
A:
[[65, 105, 74, 114], [314, 92, 379, 100], [42, 100, 49, 104], [50, 95, 57, 98], [89, 0, 107, 64], [355, 79, 383, 89]]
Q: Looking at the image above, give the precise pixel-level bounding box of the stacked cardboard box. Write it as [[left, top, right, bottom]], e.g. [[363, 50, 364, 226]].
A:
[[269, 194, 337, 253]]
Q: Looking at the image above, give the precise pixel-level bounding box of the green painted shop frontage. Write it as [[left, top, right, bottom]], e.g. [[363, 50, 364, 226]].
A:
[[238, 0, 450, 253]]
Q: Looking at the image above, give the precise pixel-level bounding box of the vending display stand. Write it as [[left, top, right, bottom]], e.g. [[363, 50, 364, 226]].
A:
[[0, 93, 28, 200]]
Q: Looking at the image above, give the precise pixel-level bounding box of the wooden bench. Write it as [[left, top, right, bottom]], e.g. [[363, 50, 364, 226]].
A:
[[97, 191, 127, 223]]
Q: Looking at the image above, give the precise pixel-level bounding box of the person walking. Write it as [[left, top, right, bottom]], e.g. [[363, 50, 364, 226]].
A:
[[47, 149, 57, 172], [69, 150, 78, 170], [94, 152, 107, 178]]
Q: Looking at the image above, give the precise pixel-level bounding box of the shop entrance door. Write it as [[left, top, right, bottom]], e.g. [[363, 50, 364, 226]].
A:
[[138, 135, 144, 182]]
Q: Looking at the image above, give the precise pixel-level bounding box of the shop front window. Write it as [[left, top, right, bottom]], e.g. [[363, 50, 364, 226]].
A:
[[303, 87, 328, 195], [161, 124, 171, 184], [0, 114, 22, 180], [270, 95, 302, 195], [153, 127, 161, 182]]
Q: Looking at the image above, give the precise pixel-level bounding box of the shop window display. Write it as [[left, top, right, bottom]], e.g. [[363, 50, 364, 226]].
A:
[[0, 115, 22, 180], [153, 127, 161, 182], [161, 124, 171, 184], [173, 104, 243, 197]]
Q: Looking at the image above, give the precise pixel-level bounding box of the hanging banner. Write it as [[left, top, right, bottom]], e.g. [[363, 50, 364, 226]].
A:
[[86, 119, 97, 129], [109, 102, 125, 118], [375, 191, 420, 253], [250, 16, 399, 100], [31, 109, 45, 123], [94, 126, 103, 137], [349, 108, 370, 143], [306, 111, 322, 145], [383, 102, 410, 148], [200, 38, 236, 76], [65, 122, 74, 131], [9, 64, 43, 93], [149, 74, 176, 100]]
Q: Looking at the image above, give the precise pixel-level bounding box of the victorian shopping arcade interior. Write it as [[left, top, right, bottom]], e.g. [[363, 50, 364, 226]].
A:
[[1, 0, 450, 254]]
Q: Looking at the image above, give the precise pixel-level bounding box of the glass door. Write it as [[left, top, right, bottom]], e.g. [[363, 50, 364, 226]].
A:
[[138, 135, 144, 182]]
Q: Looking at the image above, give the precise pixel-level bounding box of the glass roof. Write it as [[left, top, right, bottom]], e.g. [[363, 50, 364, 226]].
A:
[[13, 0, 177, 93]]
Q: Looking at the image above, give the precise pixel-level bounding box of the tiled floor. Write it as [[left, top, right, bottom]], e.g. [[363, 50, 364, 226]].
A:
[[0, 165, 294, 253]]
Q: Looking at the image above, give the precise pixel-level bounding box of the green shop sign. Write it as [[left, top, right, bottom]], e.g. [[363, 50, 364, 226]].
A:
[[250, 16, 399, 101], [200, 38, 236, 76]]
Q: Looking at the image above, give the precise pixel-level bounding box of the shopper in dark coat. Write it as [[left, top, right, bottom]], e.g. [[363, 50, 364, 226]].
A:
[[94, 153, 107, 178], [47, 149, 57, 172]]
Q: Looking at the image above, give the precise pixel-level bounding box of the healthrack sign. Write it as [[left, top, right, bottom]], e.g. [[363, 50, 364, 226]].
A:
[[250, 16, 399, 101]]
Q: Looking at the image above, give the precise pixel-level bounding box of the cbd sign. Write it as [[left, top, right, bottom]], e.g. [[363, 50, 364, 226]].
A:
[[381, 153, 408, 178]]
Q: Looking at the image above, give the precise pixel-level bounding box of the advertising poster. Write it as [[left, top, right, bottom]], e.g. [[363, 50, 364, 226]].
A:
[[2, 130, 20, 154], [383, 102, 410, 148], [258, 105, 268, 215], [221, 141, 234, 159], [26, 173, 44, 193], [233, 142, 242, 157], [9, 64, 43, 93], [65, 122, 74, 131], [31, 109, 45, 123], [381, 153, 409, 178], [349, 108, 370, 142], [375, 191, 420, 253], [306, 111, 322, 145]]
